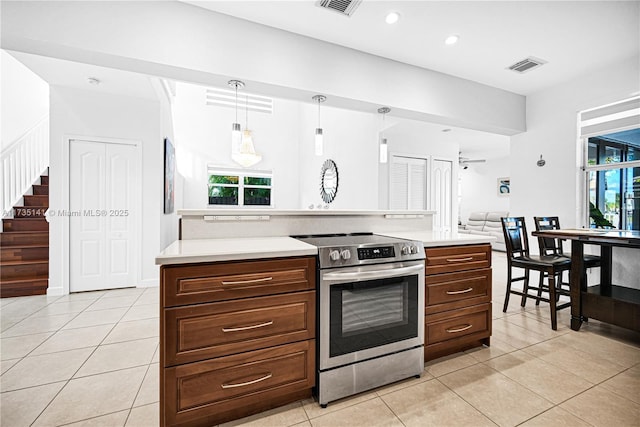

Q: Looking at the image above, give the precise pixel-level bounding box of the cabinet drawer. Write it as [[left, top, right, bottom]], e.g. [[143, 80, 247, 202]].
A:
[[425, 244, 491, 275], [161, 257, 315, 307], [164, 291, 315, 366], [425, 303, 491, 346], [426, 268, 491, 313], [163, 340, 315, 427]]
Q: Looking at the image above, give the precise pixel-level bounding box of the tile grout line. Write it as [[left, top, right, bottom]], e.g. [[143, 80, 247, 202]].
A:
[[26, 291, 145, 426]]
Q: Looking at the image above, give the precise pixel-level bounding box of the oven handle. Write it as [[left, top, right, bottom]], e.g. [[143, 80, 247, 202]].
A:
[[322, 264, 424, 282]]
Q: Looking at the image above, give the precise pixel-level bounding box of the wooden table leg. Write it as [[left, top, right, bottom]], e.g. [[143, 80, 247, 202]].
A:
[[570, 240, 585, 331], [600, 245, 612, 289]]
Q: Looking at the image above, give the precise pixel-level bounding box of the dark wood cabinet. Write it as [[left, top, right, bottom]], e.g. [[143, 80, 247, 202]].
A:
[[424, 244, 492, 361], [160, 256, 316, 427]]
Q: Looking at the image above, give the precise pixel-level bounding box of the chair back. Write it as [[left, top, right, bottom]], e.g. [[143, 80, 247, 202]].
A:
[[501, 217, 530, 259], [533, 216, 564, 256]]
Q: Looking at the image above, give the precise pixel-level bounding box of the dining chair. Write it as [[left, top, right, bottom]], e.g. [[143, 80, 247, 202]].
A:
[[501, 217, 572, 330], [533, 216, 601, 268]]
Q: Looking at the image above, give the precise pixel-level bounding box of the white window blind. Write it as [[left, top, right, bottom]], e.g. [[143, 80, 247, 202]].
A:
[[580, 96, 640, 138], [389, 156, 427, 210]]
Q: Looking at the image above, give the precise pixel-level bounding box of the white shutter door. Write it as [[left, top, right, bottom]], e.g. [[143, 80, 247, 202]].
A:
[[409, 162, 426, 210], [390, 156, 427, 210], [390, 161, 408, 210]]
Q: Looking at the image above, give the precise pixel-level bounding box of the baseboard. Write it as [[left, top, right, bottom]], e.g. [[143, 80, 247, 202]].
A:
[[46, 286, 65, 296], [138, 279, 159, 288]]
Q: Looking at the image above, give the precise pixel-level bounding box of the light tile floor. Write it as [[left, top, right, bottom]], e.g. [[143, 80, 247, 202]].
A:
[[1, 252, 639, 426]]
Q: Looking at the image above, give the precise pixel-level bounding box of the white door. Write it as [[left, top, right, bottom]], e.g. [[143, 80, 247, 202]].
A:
[[432, 159, 453, 231], [70, 140, 137, 292], [389, 155, 428, 210]]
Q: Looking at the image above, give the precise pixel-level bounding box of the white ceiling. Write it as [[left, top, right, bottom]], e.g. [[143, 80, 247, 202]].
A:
[[184, 0, 639, 96], [9, 51, 159, 101]]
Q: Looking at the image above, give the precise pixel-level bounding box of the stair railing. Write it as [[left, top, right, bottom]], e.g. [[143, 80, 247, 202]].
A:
[[1, 115, 49, 219]]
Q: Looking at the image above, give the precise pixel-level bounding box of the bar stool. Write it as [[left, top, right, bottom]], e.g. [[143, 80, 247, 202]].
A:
[[501, 217, 572, 330], [533, 216, 601, 302]]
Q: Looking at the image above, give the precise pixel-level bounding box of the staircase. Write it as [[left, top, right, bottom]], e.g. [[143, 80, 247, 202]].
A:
[[0, 173, 49, 297]]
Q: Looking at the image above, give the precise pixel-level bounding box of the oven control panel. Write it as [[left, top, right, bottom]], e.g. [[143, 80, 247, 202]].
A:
[[357, 246, 395, 260]]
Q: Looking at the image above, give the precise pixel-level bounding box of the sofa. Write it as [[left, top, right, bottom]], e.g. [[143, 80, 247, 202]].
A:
[[458, 211, 509, 251]]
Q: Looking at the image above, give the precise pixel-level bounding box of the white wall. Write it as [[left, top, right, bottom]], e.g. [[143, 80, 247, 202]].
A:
[[378, 118, 460, 218], [297, 105, 378, 210], [510, 56, 639, 228], [173, 83, 301, 209], [1, 1, 526, 136], [153, 79, 180, 251], [48, 86, 165, 294], [459, 156, 510, 223], [1, 50, 49, 150], [173, 82, 379, 210]]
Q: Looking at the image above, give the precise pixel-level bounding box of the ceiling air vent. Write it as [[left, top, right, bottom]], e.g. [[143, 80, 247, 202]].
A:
[[507, 57, 547, 74], [316, 0, 363, 17]]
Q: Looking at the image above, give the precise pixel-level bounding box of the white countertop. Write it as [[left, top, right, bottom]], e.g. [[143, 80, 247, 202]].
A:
[[156, 237, 318, 265], [156, 232, 495, 265], [379, 230, 497, 247], [178, 209, 435, 217]]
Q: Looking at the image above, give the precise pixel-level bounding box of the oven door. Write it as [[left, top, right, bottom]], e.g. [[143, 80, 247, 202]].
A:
[[319, 260, 425, 370]]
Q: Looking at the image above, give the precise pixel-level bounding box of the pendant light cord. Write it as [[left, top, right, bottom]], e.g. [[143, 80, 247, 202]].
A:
[[234, 84, 238, 124], [246, 94, 249, 129], [317, 98, 321, 127]]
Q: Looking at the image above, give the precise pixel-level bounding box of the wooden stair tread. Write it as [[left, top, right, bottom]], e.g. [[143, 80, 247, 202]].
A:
[[1, 244, 49, 249], [0, 259, 49, 266], [0, 276, 48, 284]]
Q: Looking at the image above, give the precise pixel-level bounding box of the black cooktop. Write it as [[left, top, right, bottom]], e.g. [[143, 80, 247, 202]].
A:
[[291, 232, 410, 248]]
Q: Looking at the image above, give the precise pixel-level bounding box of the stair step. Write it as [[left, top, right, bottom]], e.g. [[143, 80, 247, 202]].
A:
[[0, 277, 48, 298], [0, 261, 48, 280], [24, 195, 49, 207], [13, 206, 48, 218], [3, 219, 48, 232], [0, 231, 49, 246], [32, 185, 49, 195], [40, 175, 49, 185], [0, 246, 49, 262]]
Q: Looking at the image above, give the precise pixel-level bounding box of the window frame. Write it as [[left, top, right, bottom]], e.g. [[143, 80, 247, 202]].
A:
[[207, 167, 274, 207]]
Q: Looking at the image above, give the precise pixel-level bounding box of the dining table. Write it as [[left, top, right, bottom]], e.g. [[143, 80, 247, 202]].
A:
[[531, 228, 640, 332]]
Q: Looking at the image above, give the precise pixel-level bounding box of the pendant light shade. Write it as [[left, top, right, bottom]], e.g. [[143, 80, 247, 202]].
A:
[[379, 138, 388, 163], [312, 95, 326, 156], [378, 107, 391, 164], [231, 92, 262, 167], [228, 80, 244, 155]]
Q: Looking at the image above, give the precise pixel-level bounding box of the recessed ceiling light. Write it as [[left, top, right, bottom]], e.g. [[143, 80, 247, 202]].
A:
[[385, 12, 400, 24], [444, 35, 459, 45]]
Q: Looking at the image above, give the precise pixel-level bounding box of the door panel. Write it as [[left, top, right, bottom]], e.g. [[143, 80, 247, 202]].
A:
[[433, 159, 453, 231], [70, 140, 137, 292]]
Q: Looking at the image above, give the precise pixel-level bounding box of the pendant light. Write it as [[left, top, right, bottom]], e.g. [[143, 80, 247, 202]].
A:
[[228, 79, 244, 155], [232, 93, 262, 168], [378, 107, 391, 164], [312, 95, 326, 156]]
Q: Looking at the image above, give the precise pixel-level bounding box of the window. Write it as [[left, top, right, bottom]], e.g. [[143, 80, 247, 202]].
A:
[[580, 97, 640, 230], [208, 167, 273, 207]]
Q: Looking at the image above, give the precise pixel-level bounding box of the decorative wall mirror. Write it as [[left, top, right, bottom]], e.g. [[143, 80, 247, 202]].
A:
[[320, 159, 339, 203]]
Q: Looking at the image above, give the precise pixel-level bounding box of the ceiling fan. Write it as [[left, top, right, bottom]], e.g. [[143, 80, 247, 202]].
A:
[[459, 152, 486, 169]]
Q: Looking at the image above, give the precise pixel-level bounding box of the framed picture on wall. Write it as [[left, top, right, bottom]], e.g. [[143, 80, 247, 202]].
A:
[[498, 177, 510, 196], [164, 138, 175, 214]]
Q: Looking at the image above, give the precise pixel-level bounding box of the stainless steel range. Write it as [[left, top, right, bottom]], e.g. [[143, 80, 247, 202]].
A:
[[292, 233, 425, 407]]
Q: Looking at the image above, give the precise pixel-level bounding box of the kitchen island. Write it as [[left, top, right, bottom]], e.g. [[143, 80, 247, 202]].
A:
[[157, 211, 495, 426]]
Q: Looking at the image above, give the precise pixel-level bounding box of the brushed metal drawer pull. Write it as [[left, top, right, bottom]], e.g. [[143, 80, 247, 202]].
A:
[[222, 321, 274, 333], [446, 324, 473, 333], [221, 276, 273, 285], [221, 372, 273, 389], [446, 287, 474, 295], [446, 257, 474, 262]]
